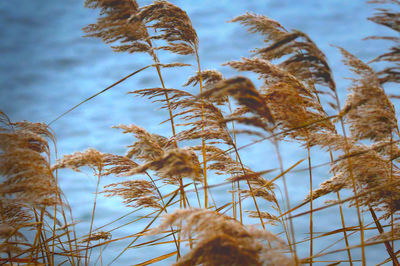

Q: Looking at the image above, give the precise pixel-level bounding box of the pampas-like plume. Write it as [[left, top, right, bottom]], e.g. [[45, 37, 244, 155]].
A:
[[150, 208, 293, 266], [113, 124, 173, 161], [198, 145, 244, 176], [0, 199, 31, 242], [366, 0, 400, 84], [259, 30, 335, 92], [202, 76, 274, 126], [53, 148, 105, 173], [339, 47, 397, 141], [222, 58, 334, 140], [230, 13, 286, 44], [79, 231, 111, 243], [231, 13, 336, 93], [0, 116, 59, 207], [185, 70, 226, 104], [132, 87, 193, 112], [265, 81, 334, 140], [368, 1, 399, 31], [122, 148, 203, 183], [185, 70, 224, 88], [84, 0, 198, 56], [308, 141, 400, 218], [137, 0, 198, 55], [174, 99, 234, 146], [83, 0, 151, 54], [245, 210, 280, 225], [113, 124, 203, 182], [0, 112, 65, 260], [133, 86, 234, 146], [53, 148, 138, 178], [305, 173, 347, 201], [102, 180, 162, 209], [371, 138, 400, 160]]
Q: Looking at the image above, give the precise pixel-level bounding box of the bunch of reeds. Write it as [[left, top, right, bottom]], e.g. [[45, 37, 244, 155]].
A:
[[1, 0, 400, 265]]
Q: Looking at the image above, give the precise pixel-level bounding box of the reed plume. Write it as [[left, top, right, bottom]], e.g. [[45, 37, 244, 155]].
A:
[[308, 47, 400, 219], [102, 180, 162, 209], [83, 0, 150, 54], [0, 112, 75, 264], [231, 13, 336, 93], [150, 208, 293, 266], [339, 47, 397, 141], [367, 0, 400, 85]]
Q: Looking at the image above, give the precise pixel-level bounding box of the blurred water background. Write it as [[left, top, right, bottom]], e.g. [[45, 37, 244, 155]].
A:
[[1, 0, 398, 265]]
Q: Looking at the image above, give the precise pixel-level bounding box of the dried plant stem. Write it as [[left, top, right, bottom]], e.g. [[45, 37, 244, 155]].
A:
[[231, 177, 236, 219], [329, 146, 353, 265], [51, 120, 78, 266], [85, 172, 102, 266], [50, 147, 61, 266], [272, 140, 298, 264], [227, 99, 243, 223], [152, 60, 187, 210], [149, 48, 189, 257], [152, 60, 177, 137], [51, 194, 58, 265], [39, 209, 52, 266], [315, 91, 353, 265], [335, 90, 366, 265], [0, 201, 14, 266], [390, 134, 395, 250], [54, 170, 79, 265], [99, 244, 104, 266], [32, 208, 50, 265], [369, 207, 399, 265], [194, 183, 202, 207], [236, 172, 243, 224], [59, 196, 79, 265], [307, 142, 313, 265], [338, 143, 367, 264], [231, 143, 266, 230], [194, 47, 209, 209], [108, 191, 179, 265], [30, 208, 46, 264], [48, 64, 154, 126], [145, 172, 181, 258], [335, 191, 353, 265]]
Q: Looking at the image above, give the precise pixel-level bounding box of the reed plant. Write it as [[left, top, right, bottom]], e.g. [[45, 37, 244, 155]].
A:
[[1, 0, 400, 265]]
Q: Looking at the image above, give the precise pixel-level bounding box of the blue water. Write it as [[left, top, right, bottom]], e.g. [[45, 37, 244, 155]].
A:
[[1, 0, 397, 265]]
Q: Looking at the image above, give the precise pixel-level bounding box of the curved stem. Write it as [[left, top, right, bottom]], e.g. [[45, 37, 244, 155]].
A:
[[194, 47, 209, 209], [85, 170, 101, 265]]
